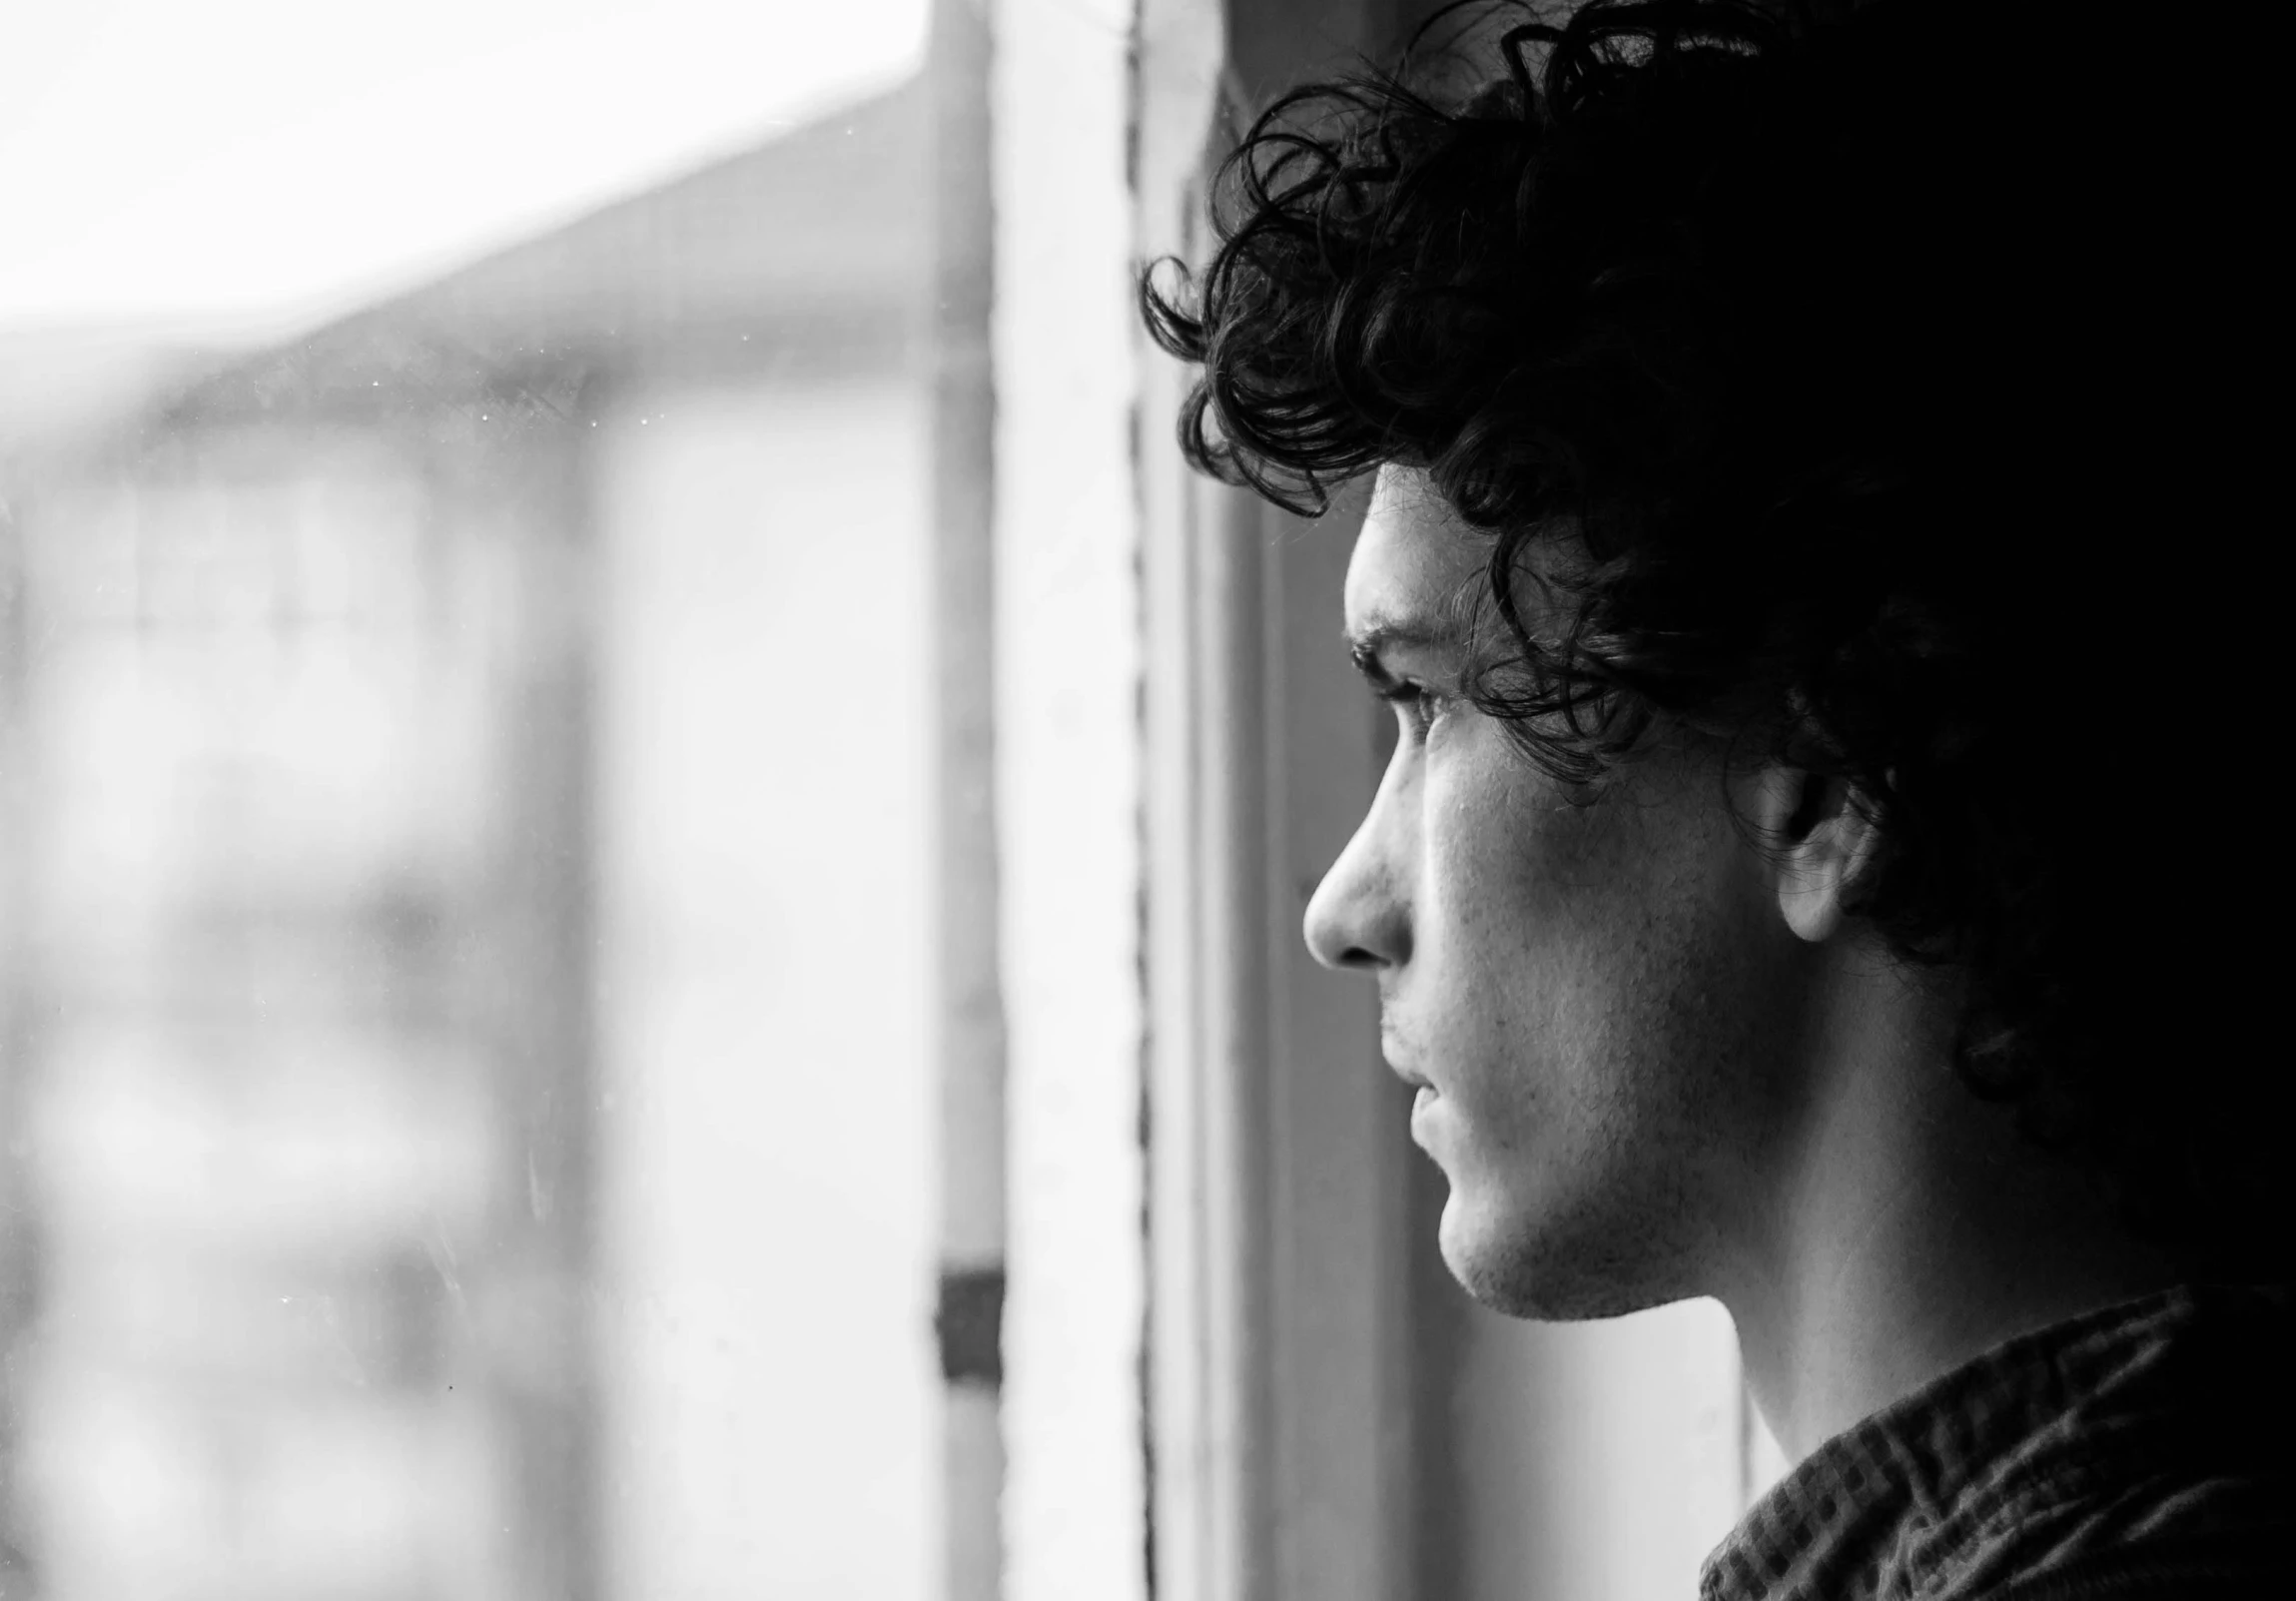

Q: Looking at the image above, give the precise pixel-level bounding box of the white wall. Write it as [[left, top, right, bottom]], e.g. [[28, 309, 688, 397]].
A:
[[1443, 1298, 1750, 1601], [591, 375, 938, 1601]]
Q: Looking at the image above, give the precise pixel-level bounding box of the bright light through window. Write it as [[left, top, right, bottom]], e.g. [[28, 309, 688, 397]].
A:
[[0, 0, 927, 338]]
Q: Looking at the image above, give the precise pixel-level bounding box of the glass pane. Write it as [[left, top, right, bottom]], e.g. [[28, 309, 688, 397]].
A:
[[1, 6, 939, 1598]]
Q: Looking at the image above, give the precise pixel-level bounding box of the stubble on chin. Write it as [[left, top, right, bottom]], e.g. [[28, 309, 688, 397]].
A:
[[1432, 1123, 1711, 1323]]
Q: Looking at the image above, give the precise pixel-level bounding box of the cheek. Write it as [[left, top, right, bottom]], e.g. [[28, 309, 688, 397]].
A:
[[1408, 743, 1585, 1101], [1412, 743, 1764, 1136], [1416, 734, 1611, 988]]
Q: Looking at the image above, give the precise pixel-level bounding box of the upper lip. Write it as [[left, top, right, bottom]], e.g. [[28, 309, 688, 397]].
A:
[[1380, 1010, 1429, 1089]]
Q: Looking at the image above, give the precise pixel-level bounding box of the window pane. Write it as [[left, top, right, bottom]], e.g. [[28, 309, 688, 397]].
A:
[[1, 7, 940, 1598]]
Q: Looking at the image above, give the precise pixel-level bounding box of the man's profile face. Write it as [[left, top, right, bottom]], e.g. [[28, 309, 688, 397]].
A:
[[1304, 465, 1812, 1320]]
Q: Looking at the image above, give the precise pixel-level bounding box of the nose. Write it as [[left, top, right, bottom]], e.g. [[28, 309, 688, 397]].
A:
[[1302, 806, 1410, 973]]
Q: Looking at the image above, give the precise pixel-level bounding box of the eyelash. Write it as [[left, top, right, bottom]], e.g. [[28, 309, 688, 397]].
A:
[[1379, 683, 1445, 740]]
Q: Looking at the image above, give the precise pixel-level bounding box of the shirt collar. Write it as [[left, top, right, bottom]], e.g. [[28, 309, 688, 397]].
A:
[[1699, 1281, 2292, 1601]]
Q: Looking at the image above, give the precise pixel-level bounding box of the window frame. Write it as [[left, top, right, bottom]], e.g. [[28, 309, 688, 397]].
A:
[[1132, 5, 1422, 1599]]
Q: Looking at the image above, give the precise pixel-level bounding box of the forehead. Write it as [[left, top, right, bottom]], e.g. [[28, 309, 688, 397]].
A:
[[1344, 465, 1489, 635]]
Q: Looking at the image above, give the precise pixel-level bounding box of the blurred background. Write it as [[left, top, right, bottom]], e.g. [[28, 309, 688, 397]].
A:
[[3, 5, 939, 1598], [0, 3, 1787, 1599]]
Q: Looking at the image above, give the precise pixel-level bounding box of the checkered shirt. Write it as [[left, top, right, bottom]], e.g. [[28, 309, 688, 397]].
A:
[[1698, 1282, 2292, 1600]]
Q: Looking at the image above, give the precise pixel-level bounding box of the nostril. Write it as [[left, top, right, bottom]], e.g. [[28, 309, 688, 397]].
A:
[[1302, 853, 1407, 972]]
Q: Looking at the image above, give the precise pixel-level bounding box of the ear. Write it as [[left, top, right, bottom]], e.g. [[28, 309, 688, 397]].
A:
[[1752, 766, 1888, 944]]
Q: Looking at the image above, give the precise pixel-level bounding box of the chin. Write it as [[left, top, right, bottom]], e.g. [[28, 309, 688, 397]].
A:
[[1434, 1177, 1686, 1323]]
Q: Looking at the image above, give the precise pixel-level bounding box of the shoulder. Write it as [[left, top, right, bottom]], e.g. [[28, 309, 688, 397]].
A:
[[1974, 1530, 2290, 1601], [1894, 1285, 2293, 1600], [1928, 1472, 2291, 1601]]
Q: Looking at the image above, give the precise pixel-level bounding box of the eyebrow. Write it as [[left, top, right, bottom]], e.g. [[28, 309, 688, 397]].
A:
[[1345, 616, 1467, 691]]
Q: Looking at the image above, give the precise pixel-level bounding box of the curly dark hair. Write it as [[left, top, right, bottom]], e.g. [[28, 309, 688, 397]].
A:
[[1142, 0, 2280, 1279]]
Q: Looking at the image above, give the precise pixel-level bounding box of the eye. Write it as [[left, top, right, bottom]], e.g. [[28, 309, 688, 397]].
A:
[[1378, 683, 1446, 742]]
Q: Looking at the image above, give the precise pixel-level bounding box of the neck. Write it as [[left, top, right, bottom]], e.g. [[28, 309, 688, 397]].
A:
[[1721, 952, 2179, 1464]]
